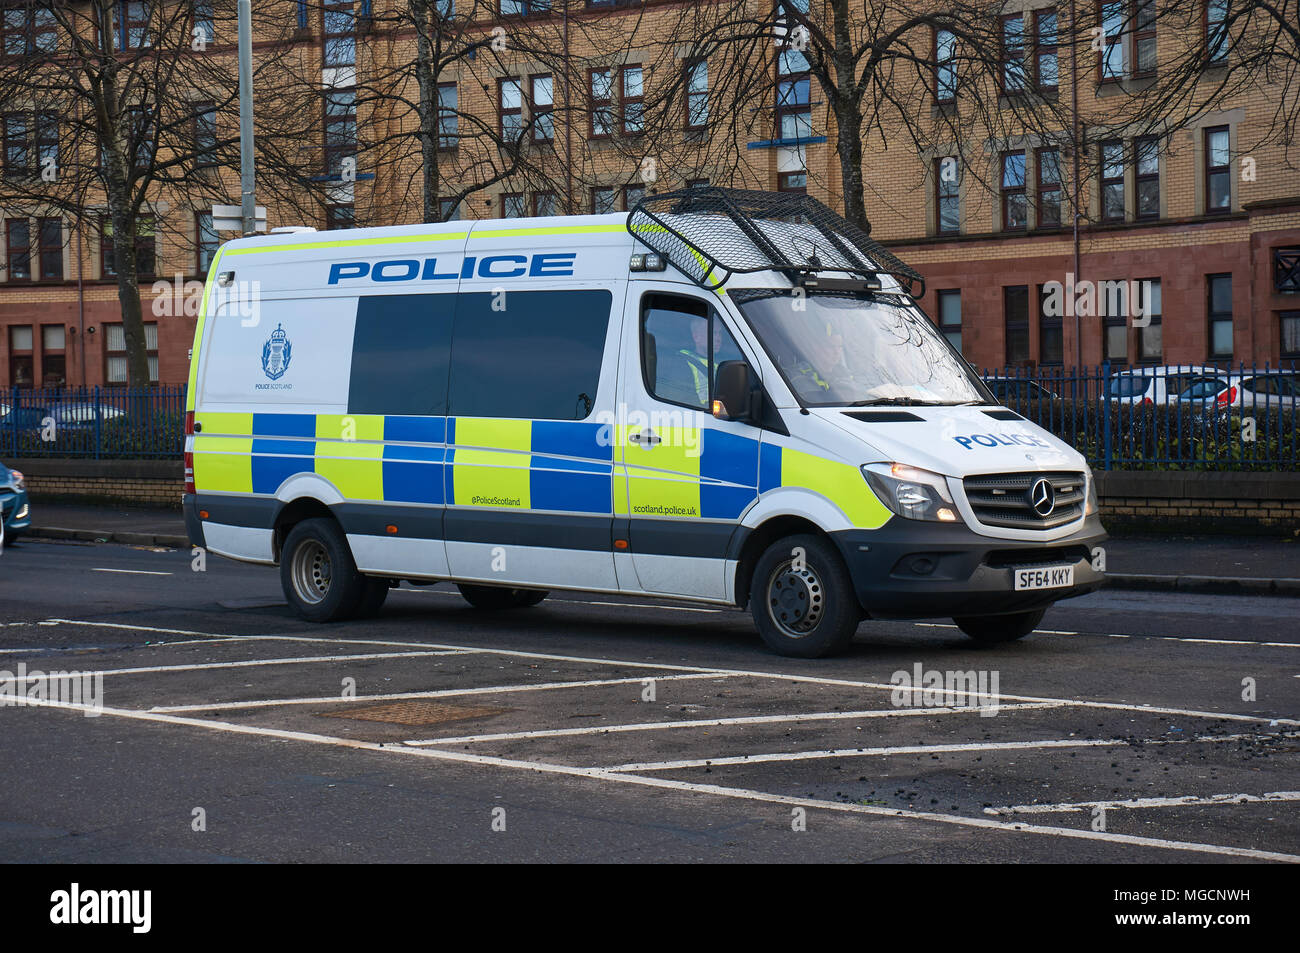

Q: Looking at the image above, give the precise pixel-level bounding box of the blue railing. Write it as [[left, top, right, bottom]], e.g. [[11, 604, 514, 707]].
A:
[[0, 386, 186, 460], [980, 363, 1299, 471]]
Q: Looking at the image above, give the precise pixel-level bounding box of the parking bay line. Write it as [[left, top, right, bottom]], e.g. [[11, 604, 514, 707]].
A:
[[602, 730, 1300, 773], [913, 622, 1300, 649], [986, 791, 1300, 816], [149, 671, 744, 713], [404, 702, 1065, 746], [91, 568, 173, 576], [2, 650, 468, 681], [19, 695, 1300, 864], [45, 619, 1300, 729]]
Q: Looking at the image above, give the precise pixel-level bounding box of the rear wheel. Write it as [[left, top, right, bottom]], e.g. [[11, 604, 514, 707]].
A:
[[952, 608, 1045, 644], [280, 518, 366, 623], [351, 577, 393, 619], [749, 534, 861, 658], [457, 584, 548, 610]]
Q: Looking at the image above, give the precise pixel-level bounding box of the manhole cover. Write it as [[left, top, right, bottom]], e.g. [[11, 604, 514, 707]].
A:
[[319, 700, 510, 726]]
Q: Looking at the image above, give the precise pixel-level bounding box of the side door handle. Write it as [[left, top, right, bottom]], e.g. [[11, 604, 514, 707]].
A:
[[628, 428, 662, 446]]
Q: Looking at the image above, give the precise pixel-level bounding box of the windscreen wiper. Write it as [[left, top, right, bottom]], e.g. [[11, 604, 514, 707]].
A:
[[848, 397, 950, 407]]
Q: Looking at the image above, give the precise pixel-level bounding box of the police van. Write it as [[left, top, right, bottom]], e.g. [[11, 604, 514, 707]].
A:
[[184, 188, 1105, 657]]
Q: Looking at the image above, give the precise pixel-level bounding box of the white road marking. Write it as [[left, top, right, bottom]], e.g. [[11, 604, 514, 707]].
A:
[[986, 791, 1300, 815], [44, 618, 1300, 728], [150, 671, 743, 713], [91, 568, 173, 576], [2, 650, 464, 680], [604, 730, 1298, 773], [404, 702, 1065, 746], [18, 695, 1300, 864], [915, 621, 1300, 648]]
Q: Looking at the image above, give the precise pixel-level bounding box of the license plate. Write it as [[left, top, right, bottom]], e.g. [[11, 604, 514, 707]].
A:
[[1013, 565, 1075, 591]]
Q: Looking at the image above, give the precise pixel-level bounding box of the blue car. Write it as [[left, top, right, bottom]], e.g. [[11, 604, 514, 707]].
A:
[[0, 462, 30, 542]]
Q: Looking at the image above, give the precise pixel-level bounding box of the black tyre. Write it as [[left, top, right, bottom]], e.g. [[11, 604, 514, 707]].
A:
[[952, 608, 1045, 643], [279, 518, 366, 622], [749, 533, 861, 658], [351, 577, 392, 619], [457, 584, 549, 610]]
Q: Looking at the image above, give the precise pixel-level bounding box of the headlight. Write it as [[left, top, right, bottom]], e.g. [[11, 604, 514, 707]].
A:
[[1085, 465, 1098, 516], [862, 463, 960, 523], [9, 469, 24, 491]]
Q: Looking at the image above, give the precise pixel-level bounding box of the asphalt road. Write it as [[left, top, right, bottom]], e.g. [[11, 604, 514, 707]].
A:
[[1, 535, 1297, 863]]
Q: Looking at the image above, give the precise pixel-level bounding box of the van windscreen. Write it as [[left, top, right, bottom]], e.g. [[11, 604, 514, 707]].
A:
[[735, 291, 985, 407]]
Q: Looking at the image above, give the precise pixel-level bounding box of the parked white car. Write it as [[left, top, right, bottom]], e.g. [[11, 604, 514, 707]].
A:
[[1105, 365, 1226, 406]]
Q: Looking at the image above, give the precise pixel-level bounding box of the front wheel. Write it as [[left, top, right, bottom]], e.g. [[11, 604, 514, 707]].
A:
[[952, 608, 1045, 644], [280, 518, 366, 623], [749, 534, 861, 658], [457, 584, 548, 610]]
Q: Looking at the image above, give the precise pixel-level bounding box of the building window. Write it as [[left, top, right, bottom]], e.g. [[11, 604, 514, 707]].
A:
[[502, 192, 526, 218], [1208, 273, 1232, 358], [499, 77, 523, 142], [935, 157, 959, 234], [1000, 151, 1026, 231], [685, 59, 708, 129], [501, 0, 552, 14], [1037, 284, 1063, 365], [2, 113, 27, 175], [2, 6, 56, 55], [935, 28, 956, 102], [437, 83, 458, 149], [1204, 125, 1230, 214], [323, 88, 356, 176], [936, 289, 961, 354], [325, 204, 354, 229], [193, 101, 217, 168], [104, 321, 159, 384], [1001, 14, 1027, 92], [1034, 9, 1058, 90], [35, 112, 56, 171], [8, 325, 32, 388], [1100, 140, 1124, 222], [1274, 247, 1300, 294], [1205, 0, 1228, 63], [1134, 0, 1156, 74], [590, 69, 613, 138], [196, 212, 217, 274], [41, 324, 65, 387], [1004, 286, 1030, 365], [194, 0, 214, 46], [531, 74, 554, 142], [591, 186, 617, 214], [533, 191, 558, 217], [323, 1, 356, 68], [1098, 1, 1125, 80], [101, 215, 155, 278], [1102, 290, 1127, 363], [1135, 136, 1159, 219], [1036, 148, 1061, 228], [778, 171, 807, 194], [438, 198, 459, 222], [622, 184, 645, 211], [38, 216, 61, 280], [776, 46, 811, 140], [1281, 312, 1300, 359], [1137, 279, 1162, 362], [686, 177, 710, 189], [117, 1, 151, 50], [621, 65, 644, 136], [6, 218, 30, 281]]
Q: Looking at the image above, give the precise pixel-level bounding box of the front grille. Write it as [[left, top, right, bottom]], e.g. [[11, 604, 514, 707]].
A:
[[963, 471, 1085, 530]]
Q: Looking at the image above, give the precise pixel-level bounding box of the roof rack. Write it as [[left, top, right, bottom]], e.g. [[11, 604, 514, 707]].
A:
[[626, 186, 924, 297]]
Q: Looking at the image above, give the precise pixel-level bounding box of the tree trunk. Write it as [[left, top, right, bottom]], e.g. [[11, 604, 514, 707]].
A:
[[828, 0, 869, 233], [411, 0, 441, 223]]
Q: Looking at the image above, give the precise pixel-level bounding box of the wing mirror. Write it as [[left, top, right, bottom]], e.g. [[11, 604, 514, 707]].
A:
[[712, 361, 757, 423]]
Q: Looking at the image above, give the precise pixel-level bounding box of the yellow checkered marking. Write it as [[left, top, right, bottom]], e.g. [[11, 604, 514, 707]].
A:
[[782, 448, 891, 529], [452, 417, 531, 509], [622, 425, 703, 519], [193, 435, 253, 494], [315, 414, 386, 501]]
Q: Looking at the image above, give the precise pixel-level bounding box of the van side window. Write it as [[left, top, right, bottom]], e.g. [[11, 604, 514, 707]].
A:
[[349, 294, 453, 416], [448, 289, 611, 420], [642, 294, 745, 411]]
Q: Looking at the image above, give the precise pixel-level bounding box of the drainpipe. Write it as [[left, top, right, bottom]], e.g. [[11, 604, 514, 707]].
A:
[[76, 216, 85, 389], [563, 2, 573, 214], [1070, 0, 1082, 377]]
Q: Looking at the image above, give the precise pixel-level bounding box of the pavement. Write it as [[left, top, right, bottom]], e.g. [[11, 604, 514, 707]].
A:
[[17, 500, 1300, 597], [1, 537, 1297, 864]]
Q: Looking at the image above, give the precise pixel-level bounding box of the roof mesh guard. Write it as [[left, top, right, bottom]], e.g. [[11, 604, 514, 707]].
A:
[[627, 187, 923, 296]]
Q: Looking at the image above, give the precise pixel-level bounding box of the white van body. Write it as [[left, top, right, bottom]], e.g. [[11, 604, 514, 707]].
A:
[[184, 190, 1106, 656]]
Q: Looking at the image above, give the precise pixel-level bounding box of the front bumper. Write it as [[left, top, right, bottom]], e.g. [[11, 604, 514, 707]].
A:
[[831, 515, 1107, 618], [1, 489, 29, 537]]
